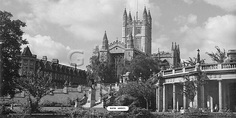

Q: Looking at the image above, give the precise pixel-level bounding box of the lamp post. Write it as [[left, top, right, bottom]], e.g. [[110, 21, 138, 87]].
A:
[[197, 49, 200, 63], [0, 35, 4, 97]]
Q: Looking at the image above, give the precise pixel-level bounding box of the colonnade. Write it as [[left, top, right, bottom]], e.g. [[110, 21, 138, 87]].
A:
[[155, 80, 227, 112]]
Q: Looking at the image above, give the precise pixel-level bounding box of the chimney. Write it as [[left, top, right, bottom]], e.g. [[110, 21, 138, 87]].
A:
[[42, 56, 47, 61], [52, 59, 59, 64]]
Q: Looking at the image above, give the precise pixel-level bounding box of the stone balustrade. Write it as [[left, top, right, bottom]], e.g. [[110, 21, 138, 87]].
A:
[[162, 62, 236, 76]]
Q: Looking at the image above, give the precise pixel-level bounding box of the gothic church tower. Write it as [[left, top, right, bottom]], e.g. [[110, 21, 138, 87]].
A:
[[122, 7, 152, 56], [99, 31, 109, 62]]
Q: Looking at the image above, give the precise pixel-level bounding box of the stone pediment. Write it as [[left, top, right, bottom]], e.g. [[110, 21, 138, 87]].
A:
[[109, 45, 126, 54], [108, 40, 126, 54]]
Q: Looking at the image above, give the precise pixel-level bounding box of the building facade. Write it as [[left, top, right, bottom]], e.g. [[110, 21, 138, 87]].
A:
[[19, 46, 87, 89], [152, 42, 181, 69], [99, 7, 152, 80], [99, 7, 181, 81], [154, 50, 236, 112], [122, 7, 152, 56]]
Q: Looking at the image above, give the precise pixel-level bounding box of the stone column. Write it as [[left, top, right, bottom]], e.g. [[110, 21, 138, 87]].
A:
[[173, 83, 176, 112], [223, 82, 227, 109], [183, 83, 187, 109], [201, 84, 205, 109], [156, 87, 159, 111], [156, 85, 162, 112], [210, 96, 213, 112], [218, 80, 223, 112], [162, 84, 166, 112]]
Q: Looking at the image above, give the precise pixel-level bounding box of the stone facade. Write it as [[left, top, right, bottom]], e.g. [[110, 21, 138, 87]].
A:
[[19, 46, 87, 89], [99, 8, 152, 80], [122, 7, 152, 56], [154, 51, 236, 112], [152, 42, 181, 69]]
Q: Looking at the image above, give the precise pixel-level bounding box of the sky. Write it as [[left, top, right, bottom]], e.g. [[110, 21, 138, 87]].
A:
[[1, 0, 236, 70]]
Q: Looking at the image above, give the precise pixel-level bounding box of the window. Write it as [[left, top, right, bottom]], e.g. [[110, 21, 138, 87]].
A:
[[136, 27, 141, 34]]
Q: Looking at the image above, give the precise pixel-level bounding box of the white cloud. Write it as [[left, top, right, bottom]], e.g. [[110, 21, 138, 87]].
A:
[[126, 0, 151, 13], [19, 0, 152, 41], [179, 25, 189, 33], [187, 14, 197, 24], [174, 14, 197, 25], [178, 15, 236, 62], [182, 0, 194, 4], [152, 35, 171, 53], [22, 34, 72, 64], [203, 0, 236, 12]]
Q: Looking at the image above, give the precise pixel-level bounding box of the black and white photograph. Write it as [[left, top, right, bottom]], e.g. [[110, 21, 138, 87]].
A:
[[0, 0, 236, 117]]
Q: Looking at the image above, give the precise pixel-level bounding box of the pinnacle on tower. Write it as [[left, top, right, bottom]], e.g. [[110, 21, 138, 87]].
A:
[[174, 42, 177, 51], [148, 10, 152, 25], [143, 7, 148, 25], [123, 8, 127, 26], [102, 31, 108, 50], [128, 11, 132, 23], [127, 32, 134, 48], [123, 8, 127, 16]]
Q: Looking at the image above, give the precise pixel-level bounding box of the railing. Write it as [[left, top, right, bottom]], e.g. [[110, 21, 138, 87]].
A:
[[185, 66, 195, 72], [163, 70, 172, 75], [162, 62, 236, 76], [175, 68, 183, 73], [201, 64, 218, 70], [222, 63, 236, 69]]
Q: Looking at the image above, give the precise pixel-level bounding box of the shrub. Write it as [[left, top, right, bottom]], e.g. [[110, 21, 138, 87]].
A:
[[130, 107, 153, 118], [40, 98, 74, 107]]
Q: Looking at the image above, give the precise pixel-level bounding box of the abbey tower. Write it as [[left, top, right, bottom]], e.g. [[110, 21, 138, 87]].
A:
[[122, 7, 152, 56]]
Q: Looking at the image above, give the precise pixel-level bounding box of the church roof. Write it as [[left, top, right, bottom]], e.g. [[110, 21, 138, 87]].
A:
[[22, 46, 32, 56]]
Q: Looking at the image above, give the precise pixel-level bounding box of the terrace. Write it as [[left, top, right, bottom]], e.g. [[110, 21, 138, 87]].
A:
[[162, 62, 236, 76]]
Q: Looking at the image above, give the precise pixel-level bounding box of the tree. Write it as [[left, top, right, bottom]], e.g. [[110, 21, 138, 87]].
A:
[[117, 81, 155, 109], [182, 70, 208, 107], [14, 70, 53, 113], [127, 55, 160, 81], [183, 57, 205, 66], [0, 11, 27, 96], [87, 47, 116, 84], [206, 46, 226, 63]]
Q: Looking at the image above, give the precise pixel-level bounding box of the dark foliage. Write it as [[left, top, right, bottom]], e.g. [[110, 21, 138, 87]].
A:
[[0, 10, 28, 97]]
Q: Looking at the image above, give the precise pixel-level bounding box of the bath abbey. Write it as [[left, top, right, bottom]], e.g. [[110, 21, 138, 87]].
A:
[[98, 7, 181, 79]]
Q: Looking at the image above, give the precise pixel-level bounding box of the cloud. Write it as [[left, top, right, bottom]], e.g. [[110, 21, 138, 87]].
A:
[[203, 0, 236, 12], [18, 0, 152, 41], [126, 0, 151, 13], [152, 35, 171, 53], [187, 14, 197, 24], [182, 0, 194, 4], [178, 15, 236, 62], [22, 34, 72, 65], [174, 14, 197, 25]]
